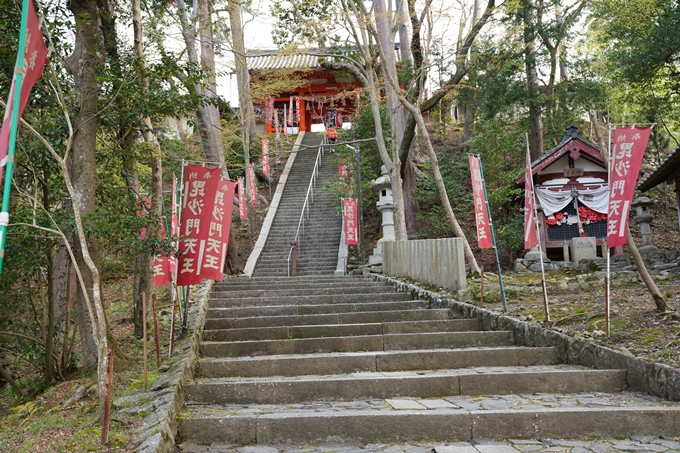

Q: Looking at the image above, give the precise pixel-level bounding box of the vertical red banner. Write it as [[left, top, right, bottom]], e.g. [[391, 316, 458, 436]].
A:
[[523, 142, 537, 250], [343, 199, 358, 245], [262, 138, 269, 176], [199, 179, 236, 281], [176, 164, 221, 286], [607, 127, 651, 248], [468, 155, 493, 249], [296, 98, 301, 123], [0, 0, 49, 172], [247, 164, 258, 205], [237, 177, 247, 220], [338, 164, 350, 192], [288, 98, 293, 126]]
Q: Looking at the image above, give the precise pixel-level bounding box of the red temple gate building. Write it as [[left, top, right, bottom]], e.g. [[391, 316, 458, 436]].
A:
[[246, 50, 362, 134]]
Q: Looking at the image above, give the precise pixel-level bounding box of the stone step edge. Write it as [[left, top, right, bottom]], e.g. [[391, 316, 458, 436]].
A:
[[178, 405, 680, 444]]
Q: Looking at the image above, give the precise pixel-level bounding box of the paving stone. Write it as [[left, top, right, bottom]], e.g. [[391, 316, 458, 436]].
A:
[[236, 446, 280, 453], [385, 399, 427, 410], [433, 446, 478, 453], [418, 399, 456, 409], [472, 446, 520, 453]]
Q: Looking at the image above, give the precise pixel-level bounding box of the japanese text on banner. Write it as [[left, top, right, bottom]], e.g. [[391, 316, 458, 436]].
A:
[[153, 177, 179, 286], [468, 155, 494, 249], [247, 164, 258, 205], [262, 139, 269, 176], [343, 199, 358, 245], [176, 164, 221, 286], [237, 177, 247, 220], [607, 127, 651, 248], [199, 179, 236, 281]]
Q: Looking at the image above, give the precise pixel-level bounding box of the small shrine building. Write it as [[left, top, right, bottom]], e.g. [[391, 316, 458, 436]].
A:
[[247, 50, 362, 134], [518, 126, 610, 256]]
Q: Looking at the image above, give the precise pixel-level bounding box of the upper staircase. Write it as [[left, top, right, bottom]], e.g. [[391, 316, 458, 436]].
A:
[[252, 132, 341, 277]]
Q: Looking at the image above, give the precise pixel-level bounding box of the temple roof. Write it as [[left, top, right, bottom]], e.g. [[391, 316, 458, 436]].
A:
[[638, 144, 680, 192], [247, 49, 336, 71]]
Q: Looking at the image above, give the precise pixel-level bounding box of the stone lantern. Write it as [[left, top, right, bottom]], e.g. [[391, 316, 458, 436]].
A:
[[369, 166, 395, 265], [632, 196, 657, 253]]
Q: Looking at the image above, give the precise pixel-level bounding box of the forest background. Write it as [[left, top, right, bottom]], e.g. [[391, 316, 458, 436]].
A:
[[0, 0, 680, 450]]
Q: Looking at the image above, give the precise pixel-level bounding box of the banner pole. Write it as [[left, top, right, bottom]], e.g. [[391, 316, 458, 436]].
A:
[[478, 155, 508, 312], [0, 0, 31, 278], [169, 168, 185, 356], [606, 125, 613, 338], [527, 134, 550, 322]]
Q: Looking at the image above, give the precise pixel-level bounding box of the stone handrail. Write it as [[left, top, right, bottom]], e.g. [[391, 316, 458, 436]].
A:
[[383, 238, 467, 291]]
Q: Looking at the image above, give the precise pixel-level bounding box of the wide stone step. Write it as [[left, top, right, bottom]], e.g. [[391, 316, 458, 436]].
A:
[[207, 300, 430, 318], [199, 331, 514, 357], [178, 392, 680, 444], [213, 276, 371, 286], [211, 281, 389, 293], [196, 346, 560, 378], [186, 366, 627, 405], [203, 319, 481, 342], [209, 292, 412, 307], [203, 309, 453, 330]]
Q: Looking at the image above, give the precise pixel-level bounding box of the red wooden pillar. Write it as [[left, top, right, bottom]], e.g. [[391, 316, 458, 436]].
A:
[[298, 90, 306, 132]]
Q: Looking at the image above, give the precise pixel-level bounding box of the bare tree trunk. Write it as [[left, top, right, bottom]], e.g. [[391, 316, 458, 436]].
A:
[[402, 157, 420, 234], [589, 110, 670, 312], [133, 0, 164, 324], [65, 0, 102, 371], [63, 0, 109, 419], [228, 0, 256, 162], [523, 0, 544, 159], [177, 0, 225, 167]]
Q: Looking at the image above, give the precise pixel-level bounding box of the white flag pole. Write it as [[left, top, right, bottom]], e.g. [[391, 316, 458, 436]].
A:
[[527, 134, 550, 322]]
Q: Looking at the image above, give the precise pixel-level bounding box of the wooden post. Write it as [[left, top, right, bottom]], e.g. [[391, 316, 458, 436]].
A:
[[152, 294, 161, 369], [480, 268, 484, 304], [169, 285, 180, 356], [142, 292, 148, 390], [100, 343, 114, 445]]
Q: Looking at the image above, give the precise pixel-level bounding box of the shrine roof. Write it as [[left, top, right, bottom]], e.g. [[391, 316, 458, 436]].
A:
[[638, 144, 680, 192], [247, 49, 335, 70], [516, 126, 605, 185]]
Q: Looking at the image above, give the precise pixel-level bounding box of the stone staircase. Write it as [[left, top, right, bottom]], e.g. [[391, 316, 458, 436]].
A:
[[252, 132, 342, 277], [177, 276, 680, 447]]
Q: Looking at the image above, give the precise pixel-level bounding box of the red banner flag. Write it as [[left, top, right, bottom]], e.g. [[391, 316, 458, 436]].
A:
[[177, 164, 221, 286], [247, 163, 258, 205], [468, 155, 493, 249], [343, 199, 358, 245], [524, 141, 537, 250], [338, 164, 350, 192], [607, 126, 651, 248], [199, 179, 236, 281], [262, 138, 269, 176], [0, 0, 48, 173], [296, 98, 301, 123], [153, 177, 179, 286], [237, 176, 247, 220]]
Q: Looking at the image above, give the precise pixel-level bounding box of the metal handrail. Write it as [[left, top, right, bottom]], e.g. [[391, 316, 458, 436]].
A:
[[288, 136, 327, 276]]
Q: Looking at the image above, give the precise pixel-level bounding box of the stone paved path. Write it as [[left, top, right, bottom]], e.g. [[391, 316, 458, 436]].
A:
[[179, 437, 680, 452]]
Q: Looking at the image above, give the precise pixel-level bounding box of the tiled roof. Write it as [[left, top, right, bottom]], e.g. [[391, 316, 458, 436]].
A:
[[638, 144, 680, 191], [247, 50, 324, 70]]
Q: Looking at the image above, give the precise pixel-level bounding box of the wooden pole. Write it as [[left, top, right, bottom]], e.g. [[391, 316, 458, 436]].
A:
[[142, 292, 148, 390], [480, 268, 484, 304], [152, 293, 161, 368], [169, 285, 180, 356], [100, 343, 114, 445]]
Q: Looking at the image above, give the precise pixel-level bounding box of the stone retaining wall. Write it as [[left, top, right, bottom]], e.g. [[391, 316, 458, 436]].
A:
[[383, 238, 467, 291], [115, 280, 213, 453], [371, 274, 680, 402]]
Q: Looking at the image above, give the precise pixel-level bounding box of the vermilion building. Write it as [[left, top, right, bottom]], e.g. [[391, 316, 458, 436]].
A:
[[247, 50, 362, 134]]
